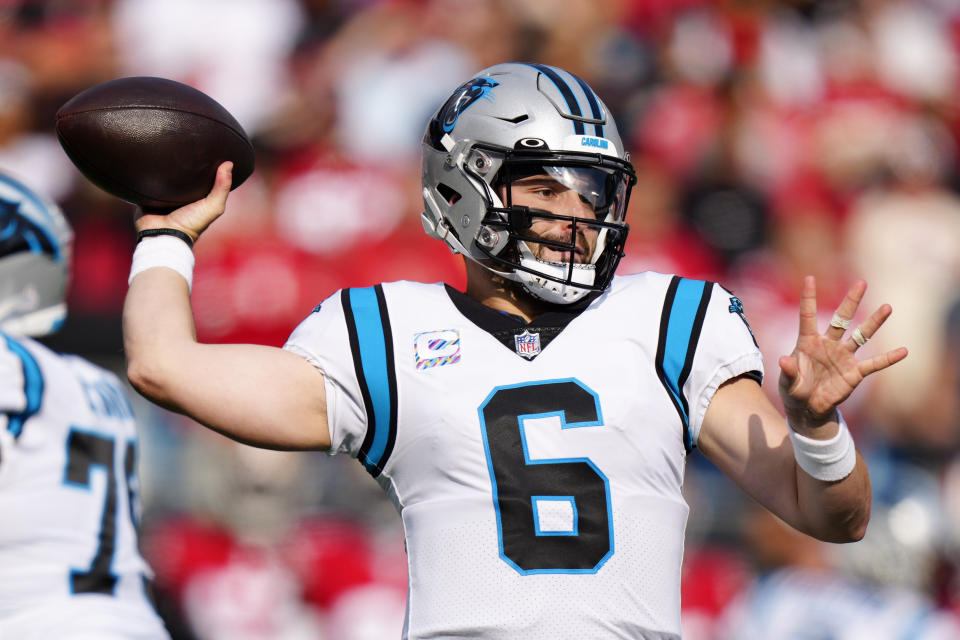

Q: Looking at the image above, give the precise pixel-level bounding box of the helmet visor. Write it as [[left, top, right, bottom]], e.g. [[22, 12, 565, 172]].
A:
[[498, 156, 633, 224], [543, 165, 614, 214]]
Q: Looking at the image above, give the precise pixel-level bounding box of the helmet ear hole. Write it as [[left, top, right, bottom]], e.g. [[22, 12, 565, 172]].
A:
[[437, 183, 461, 206]]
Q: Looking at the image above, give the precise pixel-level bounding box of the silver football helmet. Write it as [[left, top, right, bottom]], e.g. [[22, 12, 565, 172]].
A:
[[0, 171, 72, 336], [421, 62, 636, 304]]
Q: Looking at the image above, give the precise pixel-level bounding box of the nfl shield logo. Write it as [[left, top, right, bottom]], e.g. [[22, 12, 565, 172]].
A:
[[514, 330, 541, 359]]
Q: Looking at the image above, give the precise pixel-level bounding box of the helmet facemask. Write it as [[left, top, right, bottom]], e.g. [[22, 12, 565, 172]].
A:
[[471, 147, 634, 304]]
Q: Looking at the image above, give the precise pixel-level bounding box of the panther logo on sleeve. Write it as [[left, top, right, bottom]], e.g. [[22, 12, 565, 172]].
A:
[[728, 296, 758, 347]]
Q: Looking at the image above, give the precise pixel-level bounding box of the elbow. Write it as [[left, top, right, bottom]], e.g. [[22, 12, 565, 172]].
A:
[[841, 505, 870, 543], [848, 500, 871, 542], [828, 518, 868, 544], [847, 522, 868, 543], [124, 327, 195, 407], [811, 501, 871, 544], [832, 467, 873, 543], [126, 352, 176, 405]]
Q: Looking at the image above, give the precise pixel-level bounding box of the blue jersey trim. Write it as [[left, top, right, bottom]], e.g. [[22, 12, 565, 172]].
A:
[[2, 333, 43, 439], [655, 277, 713, 451], [343, 286, 397, 476]]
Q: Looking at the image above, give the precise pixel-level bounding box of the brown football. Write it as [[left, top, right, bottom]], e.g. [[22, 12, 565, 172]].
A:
[[55, 76, 255, 212]]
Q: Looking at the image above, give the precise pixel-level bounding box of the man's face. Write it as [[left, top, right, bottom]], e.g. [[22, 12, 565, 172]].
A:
[[503, 174, 599, 264]]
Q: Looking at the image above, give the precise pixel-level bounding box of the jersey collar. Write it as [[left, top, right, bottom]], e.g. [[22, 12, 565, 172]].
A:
[[443, 284, 598, 359]]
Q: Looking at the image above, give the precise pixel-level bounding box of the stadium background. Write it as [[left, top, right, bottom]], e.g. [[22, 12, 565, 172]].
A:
[[4, 0, 960, 637]]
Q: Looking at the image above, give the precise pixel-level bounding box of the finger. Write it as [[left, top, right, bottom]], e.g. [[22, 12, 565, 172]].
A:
[[205, 161, 234, 208], [797, 275, 819, 337], [858, 346, 908, 377], [845, 303, 893, 352], [826, 280, 866, 340], [778, 354, 799, 381]]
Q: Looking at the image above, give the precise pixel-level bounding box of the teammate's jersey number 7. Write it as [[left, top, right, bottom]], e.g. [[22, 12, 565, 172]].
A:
[[64, 427, 138, 594]]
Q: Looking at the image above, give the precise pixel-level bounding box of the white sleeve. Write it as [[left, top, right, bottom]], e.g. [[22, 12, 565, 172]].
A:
[[282, 291, 369, 458], [686, 284, 765, 446]]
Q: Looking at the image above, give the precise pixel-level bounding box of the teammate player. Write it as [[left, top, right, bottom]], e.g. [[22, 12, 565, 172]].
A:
[[123, 63, 907, 639], [0, 172, 170, 639]]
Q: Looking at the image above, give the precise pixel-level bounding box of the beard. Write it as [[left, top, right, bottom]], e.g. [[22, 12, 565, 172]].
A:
[[527, 228, 596, 264]]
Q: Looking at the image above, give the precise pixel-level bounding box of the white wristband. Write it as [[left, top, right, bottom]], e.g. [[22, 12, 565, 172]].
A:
[[128, 235, 195, 291], [787, 411, 857, 482]]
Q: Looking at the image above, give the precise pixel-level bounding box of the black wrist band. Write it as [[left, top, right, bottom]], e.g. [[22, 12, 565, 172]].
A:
[[136, 228, 194, 249]]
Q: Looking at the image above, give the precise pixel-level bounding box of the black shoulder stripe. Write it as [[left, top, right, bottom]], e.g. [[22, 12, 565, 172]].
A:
[[374, 285, 399, 473], [341, 286, 397, 477], [655, 277, 686, 437], [341, 289, 374, 457], [655, 277, 713, 452]]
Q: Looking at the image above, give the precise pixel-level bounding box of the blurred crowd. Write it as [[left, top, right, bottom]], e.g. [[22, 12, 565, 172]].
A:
[[4, 0, 960, 638]]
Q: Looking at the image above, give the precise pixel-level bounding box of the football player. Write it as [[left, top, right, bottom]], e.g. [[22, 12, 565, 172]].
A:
[[123, 63, 907, 639], [0, 172, 170, 639]]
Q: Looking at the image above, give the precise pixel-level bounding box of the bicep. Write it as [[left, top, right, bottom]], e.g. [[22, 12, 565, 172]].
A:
[[133, 341, 331, 451], [124, 267, 331, 450], [696, 376, 804, 527]]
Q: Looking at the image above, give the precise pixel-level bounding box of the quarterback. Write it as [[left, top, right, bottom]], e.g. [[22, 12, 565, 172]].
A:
[[0, 172, 170, 639], [123, 63, 906, 639]]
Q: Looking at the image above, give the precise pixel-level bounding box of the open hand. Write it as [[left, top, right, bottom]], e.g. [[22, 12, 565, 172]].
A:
[[133, 161, 234, 243], [778, 276, 908, 430]]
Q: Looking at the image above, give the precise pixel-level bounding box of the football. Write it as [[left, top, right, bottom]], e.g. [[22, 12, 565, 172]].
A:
[[55, 76, 255, 212]]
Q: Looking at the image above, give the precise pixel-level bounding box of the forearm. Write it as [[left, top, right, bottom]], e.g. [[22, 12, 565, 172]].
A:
[[123, 267, 330, 450], [779, 406, 872, 541], [120, 162, 330, 449], [700, 377, 872, 543], [703, 420, 870, 543], [751, 414, 871, 542], [123, 267, 198, 406], [794, 450, 871, 542]]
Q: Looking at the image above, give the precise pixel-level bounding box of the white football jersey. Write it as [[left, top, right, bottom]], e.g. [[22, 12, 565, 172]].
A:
[[285, 272, 763, 639], [0, 332, 169, 639]]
